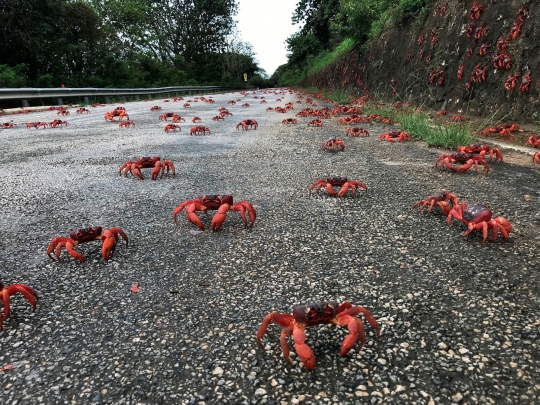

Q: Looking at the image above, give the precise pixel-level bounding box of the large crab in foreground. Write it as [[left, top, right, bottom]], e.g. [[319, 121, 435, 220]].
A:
[[435, 152, 490, 174], [309, 176, 368, 197], [119, 156, 175, 180], [173, 194, 256, 232], [0, 281, 38, 330], [47, 226, 129, 261], [447, 202, 512, 242], [257, 301, 380, 370], [322, 138, 345, 151], [412, 191, 458, 216]]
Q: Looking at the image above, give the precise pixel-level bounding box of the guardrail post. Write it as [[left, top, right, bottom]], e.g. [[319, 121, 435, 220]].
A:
[[22, 100, 29, 108], [122, 96, 127, 102], [84, 97, 90, 105], [136, 95, 140, 100], [105, 96, 110, 104], [57, 98, 63, 106]]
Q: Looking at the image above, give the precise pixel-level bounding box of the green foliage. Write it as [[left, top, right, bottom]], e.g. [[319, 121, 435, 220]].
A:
[[0, 64, 27, 87], [308, 38, 354, 74]]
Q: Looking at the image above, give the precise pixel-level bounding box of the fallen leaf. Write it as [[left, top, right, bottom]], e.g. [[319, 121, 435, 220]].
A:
[[524, 195, 531, 201], [374, 270, 380, 278], [2, 364, 16, 371], [130, 283, 140, 293], [189, 230, 203, 235]]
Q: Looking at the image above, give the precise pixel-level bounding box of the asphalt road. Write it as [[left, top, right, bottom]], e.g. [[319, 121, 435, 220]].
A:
[[0, 90, 539, 405]]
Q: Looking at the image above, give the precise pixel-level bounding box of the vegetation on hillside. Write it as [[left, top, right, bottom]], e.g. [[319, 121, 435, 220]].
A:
[[0, 0, 265, 88], [274, 0, 434, 87]]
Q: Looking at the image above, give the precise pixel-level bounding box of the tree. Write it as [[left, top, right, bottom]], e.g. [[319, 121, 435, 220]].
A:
[[291, 0, 340, 47]]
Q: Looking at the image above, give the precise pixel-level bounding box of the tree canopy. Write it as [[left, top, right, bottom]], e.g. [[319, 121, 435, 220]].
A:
[[0, 0, 261, 88]]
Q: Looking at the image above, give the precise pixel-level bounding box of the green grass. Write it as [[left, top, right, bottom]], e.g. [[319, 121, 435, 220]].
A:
[[323, 88, 352, 104], [363, 104, 474, 149], [308, 38, 355, 75]]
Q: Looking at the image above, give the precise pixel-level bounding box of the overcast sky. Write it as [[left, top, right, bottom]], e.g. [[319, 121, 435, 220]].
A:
[[235, 0, 300, 76]]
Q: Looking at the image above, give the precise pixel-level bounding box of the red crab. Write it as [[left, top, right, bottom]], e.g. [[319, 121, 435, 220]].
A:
[[474, 25, 489, 39], [119, 120, 135, 128], [534, 152, 540, 164], [307, 119, 323, 127], [190, 126, 210, 135], [456, 144, 503, 162], [227, 100, 236, 105], [412, 191, 458, 216], [452, 115, 466, 122], [480, 124, 520, 137], [505, 73, 521, 91], [492, 53, 512, 70], [256, 301, 380, 370], [435, 152, 490, 174], [282, 118, 297, 124], [172, 115, 185, 123], [470, 64, 488, 83], [236, 119, 258, 130], [119, 156, 175, 180], [150, 106, 162, 111], [1, 122, 15, 128], [49, 120, 69, 128], [76, 108, 90, 114], [418, 34, 425, 45], [447, 202, 512, 242], [520, 72, 531, 92], [436, 110, 447, 116], [457, 65, 464, 81], [322, 138, 345, 151], [380, 131, 411, 143], [478, 43, 490, 56], [212, 116, 225, 121], [57, 109, 70, 116], [345, 127, 369, 137], [469, 2, 483, 20], [242, 103, 250, 107], [192, 117, 202, 123], [164, 124, 181, 132], [0, 281, 38, 330], [47, 226, 128, 261], [159, 112, 176, 121], [496, 36, 509, 51], [183, 103, 191, 108], [309, 176, 368, 197], [173, 194, 256, 232], [527, 136, 540, 148]]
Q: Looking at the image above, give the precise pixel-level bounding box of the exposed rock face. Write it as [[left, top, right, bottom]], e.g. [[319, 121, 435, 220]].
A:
[[303, 0, 540, 121]]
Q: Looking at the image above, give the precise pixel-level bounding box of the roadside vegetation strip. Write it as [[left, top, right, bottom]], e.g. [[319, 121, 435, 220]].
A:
[[363, 104, 474, 149]]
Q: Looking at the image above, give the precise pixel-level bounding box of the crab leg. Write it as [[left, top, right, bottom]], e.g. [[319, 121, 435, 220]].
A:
[[7, 285, 37, 313], [186, 203, 206, 230], [46, 237, 70, 260], [65, 241, 86, 261], [338, 305, 380, 340], [326, 183, 337, 196], [256, 312, 294, 348], [491, 218, 512, 241], [292, 324, 315, 370], [211, 203, 229, 232], [0, 288, 11, 322], [332, 314, 366, 355]]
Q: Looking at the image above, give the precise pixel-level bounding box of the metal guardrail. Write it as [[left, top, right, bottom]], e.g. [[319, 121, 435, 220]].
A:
[[0, 86, 249, 101]]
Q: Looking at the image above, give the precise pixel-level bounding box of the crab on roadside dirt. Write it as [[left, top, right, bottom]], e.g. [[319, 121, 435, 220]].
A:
[[173, 194, 256, 232], [236, 120, 258, 130], [380, 131, 411, 143], [435, 152, 490, 174], [527, 136, 540, 148], [447, 202, 512, 242], [452, 114, 466, 122], [0, 281, 38, 330], [479, 124, 520, 138], [322, 138, 345, 151], [534, 152, 540, 164], [256, 301, 380, 370], [346, 127, 369, 137], [412, 191, 458, 216], [47, 226, 128, 261], [456, 144, 503, 162], [436, 110, 447, 116], [190, 126, 210, 135], [309, 177, 368, 197], [119, 156, 175, 180]]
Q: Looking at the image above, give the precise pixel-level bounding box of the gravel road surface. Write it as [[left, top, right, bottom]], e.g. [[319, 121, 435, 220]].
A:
[[0, 90, 539, 405]]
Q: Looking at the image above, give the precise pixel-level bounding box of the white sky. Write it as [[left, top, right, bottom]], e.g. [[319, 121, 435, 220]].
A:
[[235, 0, 300, 76]]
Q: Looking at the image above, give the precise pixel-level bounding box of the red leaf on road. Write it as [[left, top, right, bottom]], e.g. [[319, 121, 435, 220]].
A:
[[130, 283, 140, 293]]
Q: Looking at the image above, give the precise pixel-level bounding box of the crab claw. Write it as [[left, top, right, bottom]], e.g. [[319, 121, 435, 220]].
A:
[[211, 203, 230, 232], [293, 325, 316, 370], [186, 203, 205, 230]]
